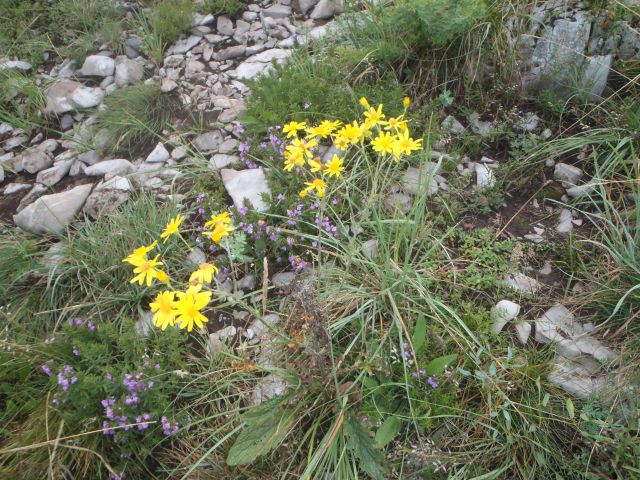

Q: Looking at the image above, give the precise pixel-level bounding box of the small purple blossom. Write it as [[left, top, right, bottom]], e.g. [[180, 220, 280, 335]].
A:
[[41, 363, 53, 377], [161, 416, 179, 436], [232, 121, 245, 136], [427, 377, 440, 389], [238, 206, 248, 216], [72, 346, 80, 356], [276, 193, 285, 201]]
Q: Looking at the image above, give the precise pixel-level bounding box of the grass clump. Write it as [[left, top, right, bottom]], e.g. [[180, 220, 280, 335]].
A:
[[139, 0, 195, 63], [0, 69, 46, 132], [91, 83, 176, 155], [203, 0, 245, 17]]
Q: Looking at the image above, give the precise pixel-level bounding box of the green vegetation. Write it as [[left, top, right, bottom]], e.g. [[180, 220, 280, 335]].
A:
[[203, 0, 246, 17], [139, 0, 195, 63], [91, 84, 177, 155]]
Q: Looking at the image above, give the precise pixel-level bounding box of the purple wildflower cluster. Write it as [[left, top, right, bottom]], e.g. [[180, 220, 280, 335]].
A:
[[122, 370, 155, 406], [315, 215, 338, 236], [286, 203, 305, 226], [57, 365, 77, 391], [238, 219, 281, 242], [67, 317, 96, 331], [160, 416, 179, 436]]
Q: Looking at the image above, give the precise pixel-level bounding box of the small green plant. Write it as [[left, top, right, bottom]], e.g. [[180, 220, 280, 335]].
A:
[[91, 83, 176, 155], [0, 69, 46, 132], [138, 0, 194, 62], [203, 0, 245, 17]]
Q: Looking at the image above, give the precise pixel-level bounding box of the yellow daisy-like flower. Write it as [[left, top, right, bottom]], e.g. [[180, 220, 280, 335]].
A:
[[324, 155, 344, 178], [303, 178, 327, 197], [371, 131, 396, 155], [317, 120, 342, 137], [339, 121, 365, 145], [160, 214, 185, 243], [299, 188, 308, 198], [289, 138, 318, 159], [150, 291, 177, 330], [123, 241, 157, 265], [129, 254, 164, 287], [359, 97, 370, 108], [204, 212, 231, 230], [174, 285, 212, 332], [156, 269, 169, 283], [403, 96, 411, 107], [364, 104, 385, 126], [189, 262, 218, 284], [204, 222, 234, 244], [308, 157, 323, 173], [333, 134, 350, 151], [384, 116, 408, 133], [304, 125, 323, 139], [394, 129, 423, 156], [283, 121, 307, 138], [284, 148, 305, 172]]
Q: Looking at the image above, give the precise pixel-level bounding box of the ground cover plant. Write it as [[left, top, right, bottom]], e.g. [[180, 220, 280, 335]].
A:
[[1, 0, 639, 479]]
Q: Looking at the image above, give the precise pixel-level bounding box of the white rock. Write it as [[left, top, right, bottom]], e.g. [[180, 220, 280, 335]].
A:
[[475, 163, 496, 188], [0, 59, 32, 71], [217, 16, 234, 36], [70, 86, 104, 109], [13, 184, 93, 234], [556, 208, 574, 233], [169, 35, 202, 54], [548, 357, 607, 399], [566, 182, 596, 198], [272, 271, 295, 289], [36, 159, 74, 187], [246, 314, 281, 344], [501, 273, 541, 295], [209, 326, 237, 353], [4, 183, 31, 195], [515, 322, 532, 345], [251, 374, 288, 405], [221, 168, 271, 212], [230, 62, 273, 80], [218, 138, 238, 154], [84, 159, 134, 177], [310, 0, 343, 19], [535, 319, 564, 344], [79, 55, 115, 77], [262, 4, 292, 18], [146, 143, 170, 163], [20, 148, 53, 174], [192, 130, 224, 153], [491, 300, 521, 333], [573, 336, 616, 363], [245, 48, 292, 64], [209, 154, 239, 169], [441, 115, 465, 134], [554, 162, 583, 185], [160, 78, 178, 93]]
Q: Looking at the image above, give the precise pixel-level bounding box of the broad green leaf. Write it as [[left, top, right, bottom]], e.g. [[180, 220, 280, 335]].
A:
[[345, 415, 387, 479], [374, 415, 404, 448], [412, 314, 426, 352], [424, 354, 457, 376], [226, 402, 295, 466], [566, 398, 575, 419]]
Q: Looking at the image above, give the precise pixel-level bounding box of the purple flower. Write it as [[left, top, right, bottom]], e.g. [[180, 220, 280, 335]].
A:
[[232, 121, 245, 136], [238, 142, 250, 154], [238, 206, 248, 216], [427, 377, 439, 389], [276, 193, 285, 201], [102, 421, 115, 436], [86, 320, 96, 331], [72, 346, 80, 356], [105, 373, 113, 381], [41, 363, 53, 377], [161, 416, 179, 436], [304, 103, 311, 110]]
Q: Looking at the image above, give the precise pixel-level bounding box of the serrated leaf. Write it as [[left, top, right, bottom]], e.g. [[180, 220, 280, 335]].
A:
[[226, 403, 295, 466], [345, 415, 387, 480], [412, 314, 426, 352], [374, 415, 404, 449], [424, 354, 457, 376]]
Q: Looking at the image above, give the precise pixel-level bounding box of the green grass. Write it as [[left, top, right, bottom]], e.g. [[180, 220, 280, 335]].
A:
[[91, 83, 177, 155], [0, 69, 47, 132], [202, 0, 245, 17], [138, 0, 195, 64]]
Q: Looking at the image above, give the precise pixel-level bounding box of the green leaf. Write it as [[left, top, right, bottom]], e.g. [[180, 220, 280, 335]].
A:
[[374, 415, 404, 448], [226, 401, 295, 466], [424, 354, 457, 376], [345, 415, 387, 479], [412, 314, 426, 352], [566, 398, 575, 419]]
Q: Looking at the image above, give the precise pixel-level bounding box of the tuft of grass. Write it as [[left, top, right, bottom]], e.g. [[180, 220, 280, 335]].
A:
[[139, 0, 195, 63], [91, 83, 177, 155], [203, 0, 245, 17], [0, 69, 47, 132]]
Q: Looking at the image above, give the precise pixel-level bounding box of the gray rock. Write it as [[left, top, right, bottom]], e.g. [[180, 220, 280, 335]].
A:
[[230, 61, 274, 80], [16, 184, 48, 211], [573, 335, 616, 363], [491, 300, 521, 333], [169, 35, 202, 54], [217, 16, 234, 36], [84, 159, 134, 177], [566, 182, 596, 198], [237, 274, 256, 290], [554, 162, 583, 185], [216, 45, 246, 60], [209, 154, 239, 170], [135, 311, 154, 337], [209, 325, 237, 353], [535, 319, 564, 344], [401, 165, 440, 196], [171, 147, 187, 161], [83, 185, 130, 218], [515, 322, 531, 345], [251, 374, 289, 405], [217, 138, 238, 154], [262, 4, 292, 18], [221, 167, 271, 212], [0, 165, 4, 183], [383, 192, 412, 214], [246, 313, 281, 344], [79, 55, 115, 77], [186, 247, 206, 267], [20, 148, 53, 174], [192, 130, 224, 153], [115, 59, 144, 86], [246, 48, 292, 64], [467, 112, 493, 135], [500, 273, 541, 295], [516, 112, 540, 132], [77, 150, 101, 165], [3, 183, 31, 195], [441, 115, 466, 134], [556, 208, 574, 234], [310, 0, 343, 19], [193, 13, 215, 26], [362, 239, 378, 259], [160, 78, 178, 93], [293, 0, 320, 14], [548, 357, 607, 399], [272, 271, 295, 289], [36, 159, 74, 187], [45, 80, 104, 114], [41, 241, 68, 270], [0, 59, 32, 71], [579, 54, 612, 101], [13, 183, 93, 234], [146, 143, 170, 163], [475, 163, 496, 188]]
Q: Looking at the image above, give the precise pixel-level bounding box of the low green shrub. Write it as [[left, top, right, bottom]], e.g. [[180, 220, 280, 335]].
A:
[[203, 0, 245, 17]]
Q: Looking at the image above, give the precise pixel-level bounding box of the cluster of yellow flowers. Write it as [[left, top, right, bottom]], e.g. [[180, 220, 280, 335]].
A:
[[281, 97, 423, 198], [123, 211, 234, 332]]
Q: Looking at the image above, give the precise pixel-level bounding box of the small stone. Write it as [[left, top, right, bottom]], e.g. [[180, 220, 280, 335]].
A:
[[554, 162, 583, 185], [272, 271, 295, 289], [573, 336, 616, 363], [441, 115, 465, 134], [251, 374, 288, 405], [0, 59, 32, 71], [192, 130, 224, 153], [491, 300, 521, 333], [83, 187, 130, 218], [84, 159, 134, 177], [160, 78, 178, 93], [535, 319, 564, 344], [209, 154, 239, 169], [217, 16, 234, 36], [146, 143, 170, 163], [475, 163, 496, 188], [515, 322, 532, 345], [115, 59, 144, 86], [193, 13, 215, 26], [79, 55, 115, 77], [36, 159, 74, 187], [293, 0, 320, 14], [401, 165, 439, 196], [230, 61, 273, 80], [310, 0, 343, 19], [171, 147, 187, 160], [467, 112, 493, 135], [237, 274, 256, 290], [362, 239, 378, 259], [556, 208, 574, 234], [4, 183, 31, 195], [186, 247, 206, 267], [383, 192, 412, 214], [501, 273, 541, 295], [217, 138, 238, 154], [262, 4, 292, 18], [246, 313, 281, 344], [77, 150, 101, 165], [20, 148, 53, 174], [216, 45, 247, 60], [516, 112, 540, 132], [170, 35, 202, 54], [209, 325, 237, 353]]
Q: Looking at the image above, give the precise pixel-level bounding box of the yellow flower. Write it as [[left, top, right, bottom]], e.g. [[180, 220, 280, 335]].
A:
[[284, 148, 305, 172], [308, 157, 323, 173], [189, 262, 218, 284], [338, 121, 365, 145], [333, 134, 350, 151], [204, 212, 231, 230], [384, 116, 408, 133], [289, 138, 317, 159], [204, 222, 234, 243], [129, 254, 164, 286], [394, 129, 423, 156], [371, 131, 396, 155], [317, 120, 342, 137], [324, 155, 344, 178], [359, 97, 370, 108], [303, 178, 327, 197], [174, 285, 212, 332], [150, 291, 177, 330], [403, 96, 411, 107], [363, 104, 385, 126], [156, 269, 169, 283], [160, 214, 185, 243], [123, 241, 157, 265], [304, 125, 322, 139], [283, 121, 307, 138], [299, 188, 308, 198]]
